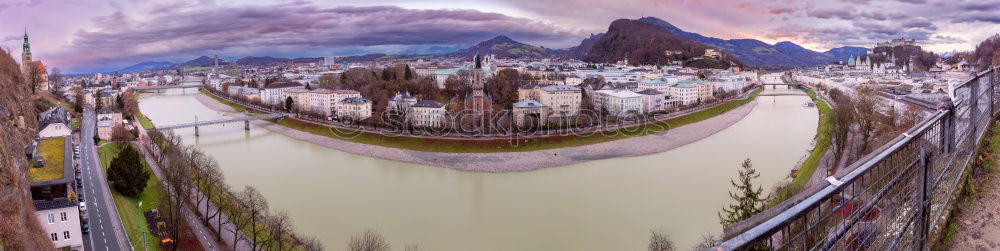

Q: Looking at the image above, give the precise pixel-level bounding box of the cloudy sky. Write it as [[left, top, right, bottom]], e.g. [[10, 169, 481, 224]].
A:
[[2, 0, 999, 73]]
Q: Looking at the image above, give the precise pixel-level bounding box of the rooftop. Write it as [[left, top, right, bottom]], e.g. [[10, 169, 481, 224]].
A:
[[28, 138, 66, 183], [541, 85, 581, 92], [595, 89, 643, 98], [513, 100, 546, 108], [413, 100, 445, 108], [265, 82, 302, 89]]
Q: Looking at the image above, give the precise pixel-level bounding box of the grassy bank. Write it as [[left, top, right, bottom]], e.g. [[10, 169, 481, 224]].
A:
[[134, 93, 154, 129], [199, 88, 263, 114], [98, 143, 163, 251], [262, 88, 763, 153]]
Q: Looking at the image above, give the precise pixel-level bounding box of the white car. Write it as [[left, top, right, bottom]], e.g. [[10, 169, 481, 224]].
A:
[[79, 202, 87, 212]]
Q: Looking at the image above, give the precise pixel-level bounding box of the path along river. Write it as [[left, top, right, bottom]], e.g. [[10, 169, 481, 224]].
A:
[[138, 86, 817, 250]]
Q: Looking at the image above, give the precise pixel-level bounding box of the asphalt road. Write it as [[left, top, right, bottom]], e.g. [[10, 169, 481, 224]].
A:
[[79, 106, 130, 250]]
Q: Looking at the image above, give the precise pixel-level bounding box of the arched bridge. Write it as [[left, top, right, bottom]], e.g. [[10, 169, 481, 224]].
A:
[[154, 113, 286, 136]]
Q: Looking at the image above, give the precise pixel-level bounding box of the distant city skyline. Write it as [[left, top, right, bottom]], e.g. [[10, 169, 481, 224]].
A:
[[2, 0, 999, 73]]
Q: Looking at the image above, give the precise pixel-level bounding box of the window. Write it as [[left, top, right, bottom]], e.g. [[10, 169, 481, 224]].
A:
[[50, 233, 58, 241], [63, 231, 70, 240], [47, 214, 55, 224], [60, 212, 67, 222]]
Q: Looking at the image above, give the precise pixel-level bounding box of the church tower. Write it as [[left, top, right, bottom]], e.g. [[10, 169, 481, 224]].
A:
[[465, 53, 492, 115], [22, 28, 32, 73]]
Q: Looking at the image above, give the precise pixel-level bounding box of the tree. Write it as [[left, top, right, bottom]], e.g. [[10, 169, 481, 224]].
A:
[[26, 62, 43, 94], [830, 101, 853, 171], [305, 82, 313, 90], [993, 48, 1000, 66], [285, 96, 294, 111], [111, 125, 133, 143], [694, 233, 720, 250], [719, 158, 766, 228], [72, 86, 83, 113], [241, 186, 269, 250], [106, 144, 149, 197], [348, 230, 390, 251], [648, 230, 674, 251], [852, 87, 883, 158], [266, 210, 293, 250], [121, 89, 139, 120]]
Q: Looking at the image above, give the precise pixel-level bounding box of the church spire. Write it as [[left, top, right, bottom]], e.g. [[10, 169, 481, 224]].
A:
[[22, 27, 32, 73]]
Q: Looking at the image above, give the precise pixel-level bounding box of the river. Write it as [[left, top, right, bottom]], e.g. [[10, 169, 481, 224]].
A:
[[138, 86, 817, 250]]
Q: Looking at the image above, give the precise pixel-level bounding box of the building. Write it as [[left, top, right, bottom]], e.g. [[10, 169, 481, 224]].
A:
[[260, 82, 302, 106], [387, 91, 418, 112], [410, 100, 447, 128], [704, 48, 723, 59], [637, 89, 670, 113], [38, 107, 72, 138], [337, 97, 372, 120], [464, 54, 493, 115], [668, 79, 714, 105], [282, 87, 312, 111], [96, 112, 123, 126], [22, 29, 33, 73], [29, 137, 84, 251], [517, 83, 545, 102], [539, 85, 582, 118], [512, 100, 548, 128], [432, 68, 462, 88], [96, 120, 115, 141], [592, 89, 643, 117]]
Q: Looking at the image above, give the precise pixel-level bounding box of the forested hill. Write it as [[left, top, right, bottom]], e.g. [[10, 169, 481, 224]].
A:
[[583, 19, 721, 66]]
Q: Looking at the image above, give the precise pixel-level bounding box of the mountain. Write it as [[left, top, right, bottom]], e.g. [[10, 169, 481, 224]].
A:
[[558, 33, 605, 59], [584, 19, 725, 67], [119, 61, 175, 72], [638, 17, 857, 66], [823, 46, 869, 61], [176, 56, 232, 68], [442, 35, 559, 58], [236, 56, 291, 66]]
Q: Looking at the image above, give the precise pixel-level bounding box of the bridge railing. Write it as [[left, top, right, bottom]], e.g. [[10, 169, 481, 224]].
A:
[[720, 66, 999, 250]]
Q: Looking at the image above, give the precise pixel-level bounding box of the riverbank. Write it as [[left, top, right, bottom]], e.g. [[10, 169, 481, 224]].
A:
[[193, 93, 758, 172]]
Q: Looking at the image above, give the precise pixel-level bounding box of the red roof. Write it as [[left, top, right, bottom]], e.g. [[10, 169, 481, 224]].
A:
[[33, 61, 47, 74]]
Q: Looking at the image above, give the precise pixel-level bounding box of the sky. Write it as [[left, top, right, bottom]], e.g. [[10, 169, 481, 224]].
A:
[[2, 0, 1000, 73]]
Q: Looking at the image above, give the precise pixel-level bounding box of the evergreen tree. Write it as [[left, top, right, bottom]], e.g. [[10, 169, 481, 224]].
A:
[[106, 144, 149, 197], [404, 65, 413, 80], [719, 158, 767, 228], [285, 96, 294, 111]]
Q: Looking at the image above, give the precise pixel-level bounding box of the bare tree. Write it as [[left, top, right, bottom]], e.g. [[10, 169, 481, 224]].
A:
[[161, 145, 194, 251], [266, 210, 293, 250], [694, 232, 720, 250], [852, 87, 883, 158], [227, 190, 250, 249], [648, 230, 674, 251], [242, 186, 270, 250], [299, 235, 325, 251], [348, 229, 390, 251], [26, 62, 43, 94], [201, 163, 225, 226]]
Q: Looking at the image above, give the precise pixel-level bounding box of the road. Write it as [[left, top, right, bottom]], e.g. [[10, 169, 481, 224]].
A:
[[79, 106, 131, 250]]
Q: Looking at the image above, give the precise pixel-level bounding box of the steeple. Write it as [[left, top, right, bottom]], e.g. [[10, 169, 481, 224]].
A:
[[22, 27, 32, 73], [474, 52, 482, 69]]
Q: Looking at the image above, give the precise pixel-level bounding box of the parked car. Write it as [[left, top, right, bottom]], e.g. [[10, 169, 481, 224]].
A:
[[79, 202, 87, 212], [78, 193, 84, 202], [81, 221, 89, 234]]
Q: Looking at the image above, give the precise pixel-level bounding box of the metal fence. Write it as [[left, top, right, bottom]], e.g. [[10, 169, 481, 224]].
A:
[[720, 66, 1000, 250]]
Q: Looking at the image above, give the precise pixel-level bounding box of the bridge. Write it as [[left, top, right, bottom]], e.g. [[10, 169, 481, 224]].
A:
[[132, 83, 203, 91], [154, 113, 286, 136], [719, 66, 1000, 250], [750, 93, 817, 97]]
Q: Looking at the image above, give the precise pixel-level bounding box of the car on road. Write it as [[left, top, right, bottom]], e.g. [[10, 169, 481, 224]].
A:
[[81, 220, 89, 234], [79, 202, 87, 212], [78, 192, 84, 202]]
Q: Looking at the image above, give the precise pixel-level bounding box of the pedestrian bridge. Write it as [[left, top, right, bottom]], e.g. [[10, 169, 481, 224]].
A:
[[153, 113, 286, 136]]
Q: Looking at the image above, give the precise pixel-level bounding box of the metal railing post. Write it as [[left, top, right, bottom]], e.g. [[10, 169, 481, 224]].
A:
[[916, 147, 931, 249], [971, 76, 980, 139]]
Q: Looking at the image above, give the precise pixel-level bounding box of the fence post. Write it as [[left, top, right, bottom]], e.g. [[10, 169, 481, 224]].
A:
[[971, 76, 980, 139], [916, 146, 930, 249], [940, 99, 956, 154]]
